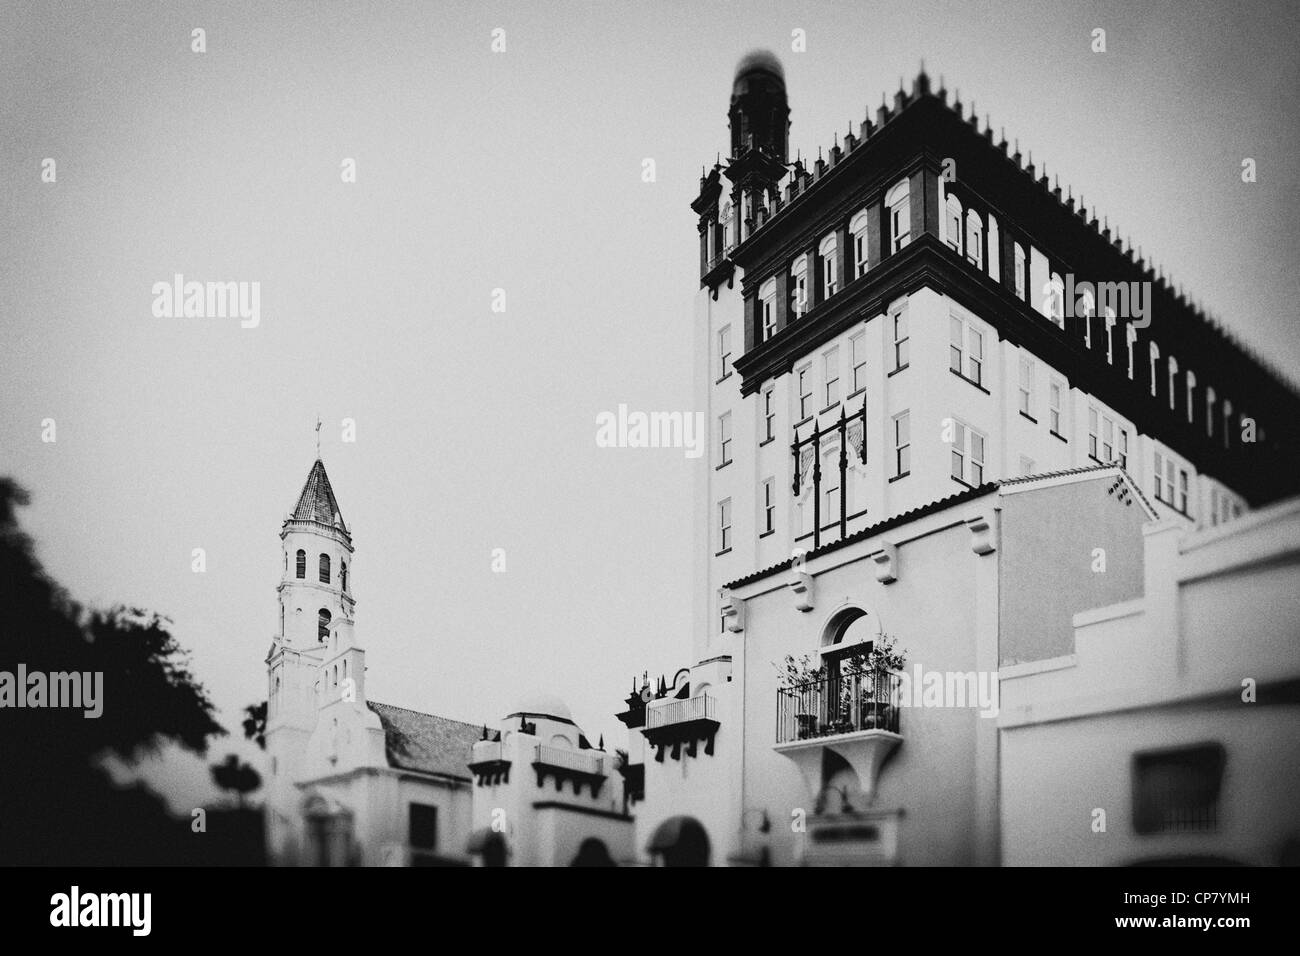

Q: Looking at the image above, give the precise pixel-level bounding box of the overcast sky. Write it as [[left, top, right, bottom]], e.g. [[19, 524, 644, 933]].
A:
[[2, 0, 1297, 809]]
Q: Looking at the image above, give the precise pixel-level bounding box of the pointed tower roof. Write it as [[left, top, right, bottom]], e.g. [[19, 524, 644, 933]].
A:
[[290, 459, 347, 533]]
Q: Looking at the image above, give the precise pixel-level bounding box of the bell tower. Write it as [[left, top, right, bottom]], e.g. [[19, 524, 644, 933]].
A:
[[277, 458, 354, 648]]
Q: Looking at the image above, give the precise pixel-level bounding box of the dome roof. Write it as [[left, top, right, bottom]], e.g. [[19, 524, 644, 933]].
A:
[[510, 692, 572, 722], [732, 50, 785, 96]]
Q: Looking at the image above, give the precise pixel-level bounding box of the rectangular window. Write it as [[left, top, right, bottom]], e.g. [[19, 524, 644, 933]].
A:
[[854, 231, 867, 277], [763, 386, 775, 441], [762, 297, 776, 341], [718, 498, 732, 552], [761, 477, 775, 534], [1178, 469, 1189, 514], [1018, 358, 1034, 416], [792, 271, 808, 318], [823, 347, 840, 407], [1165, 457, 1175, 503], [1088, 408, 1099, 459], [893, 411, 910, 478], [409, 804, 438, 853], [1154, 451, 1166, 503], [1133, 744, 1224, 835], [1118, 428, 1129, 470], [1102, 417, 1114, 463], [1049, 381, 1062, 435], [824, 253, 837, 297], [798, 365, 812, 420], [718, 412, 732, 465], [822, 473, 839, 528], [949, 316, 964, 375], [1014, 245, 1026, 301], [893, 311, 909, 371], [950, 316, 983, 385], [850, 332, 866, 392], [949, 419, 985, 485], [718, 325, 732, 380]]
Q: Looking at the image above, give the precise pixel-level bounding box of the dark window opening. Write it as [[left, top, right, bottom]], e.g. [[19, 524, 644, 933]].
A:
[[1133, 743, 1224, 835]]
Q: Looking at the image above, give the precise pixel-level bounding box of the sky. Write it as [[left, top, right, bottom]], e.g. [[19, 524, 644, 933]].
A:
[[2, 0, 1297, 809]]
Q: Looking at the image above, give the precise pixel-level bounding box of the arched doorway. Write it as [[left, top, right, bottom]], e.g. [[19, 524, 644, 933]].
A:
[[648, 815, 711, 867]]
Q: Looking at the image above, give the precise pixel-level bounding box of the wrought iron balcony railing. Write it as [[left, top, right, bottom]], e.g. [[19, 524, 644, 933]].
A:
[[776, 668, 902, 744]]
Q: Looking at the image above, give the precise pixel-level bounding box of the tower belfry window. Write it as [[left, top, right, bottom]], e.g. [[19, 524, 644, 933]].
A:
[[296, 550, 306, 579], [318, 608, 331, 642], [319, 553, 331, 584], [340, 561, 348, 593]]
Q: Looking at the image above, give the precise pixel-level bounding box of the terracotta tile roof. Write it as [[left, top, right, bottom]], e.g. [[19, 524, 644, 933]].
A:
[[291, 459, 347, 532], [366, 701, 483, 781], [725, 483, 998, 590]]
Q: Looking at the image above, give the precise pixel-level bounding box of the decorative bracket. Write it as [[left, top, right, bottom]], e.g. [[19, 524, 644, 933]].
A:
[[872, 543, 898, 583], [967, 515, 997, 555], [721, 592, 745, 633], [789, 569, 814, 611]]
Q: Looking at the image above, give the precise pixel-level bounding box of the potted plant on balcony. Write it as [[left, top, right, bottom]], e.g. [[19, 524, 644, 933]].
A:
[[838, 634, 906, 732], [774, 654, 826, 739]]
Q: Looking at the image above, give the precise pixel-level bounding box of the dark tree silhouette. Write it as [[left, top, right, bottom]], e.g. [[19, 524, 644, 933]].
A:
[[242, 701, 267, 749], [211, 753, 262, 809], [0, 477, 228, 864]]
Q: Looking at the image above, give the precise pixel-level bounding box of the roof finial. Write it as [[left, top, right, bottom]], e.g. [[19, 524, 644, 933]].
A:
[[315, 414, 322, 459]]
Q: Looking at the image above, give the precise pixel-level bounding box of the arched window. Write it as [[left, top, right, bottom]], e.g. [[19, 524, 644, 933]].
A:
[[1206, 387, 1216, 438], [964, 209, 982, 267], [296, 549, 306, 579], [340, 561, 348, 593], [1013, 244, 1026, 300], [819, 233, 838, 297], [1104, 308, 1117, 363], [319, 553, 330, 584], [849, 209, 871, 277], [318, 608, 331, 642], [1047, 273, 1065, 329], [1167, 356, 1178, 411], [790, 255, 809, 318], [759, 278, 777, 341], [945, 195, 963, 252], [1126, 325, 1138, 379], [886, 179, 911, 252], [720, 201, 734, 252], [1185, 369, 1196, 423], [1149, 342, 1160, 397]]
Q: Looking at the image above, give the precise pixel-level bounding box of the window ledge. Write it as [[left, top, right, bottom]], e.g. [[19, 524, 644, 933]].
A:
[[887, 364, 909, 378], [951, 475, 976, 490], [1019, 411, 1038, 424], [715, 461, 732, 471], [715, 373, 732, 385], [714, 548, 732, 557], [846, 387, 866, 403], [949, 368, 991, 394], [1050, 430, 1068, 443], [888, 471, 910, 483], [759, 437, 775, 448], [820, 402, 841, 416], [794, 415, 813, 430], [758, 529, 775, 539]]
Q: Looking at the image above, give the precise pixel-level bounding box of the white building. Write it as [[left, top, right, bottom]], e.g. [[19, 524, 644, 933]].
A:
[[1001, 495, 1300, 865], [614, 52, 1300, 866], [264, 459, 482, 866]]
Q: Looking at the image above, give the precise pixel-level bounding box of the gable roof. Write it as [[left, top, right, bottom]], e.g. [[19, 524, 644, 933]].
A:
[[291, 459, 347, 532], [366, 701, 483, 781]]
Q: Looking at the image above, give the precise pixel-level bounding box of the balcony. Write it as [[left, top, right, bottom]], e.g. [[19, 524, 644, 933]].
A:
[[774, 669, 902, 802], [532, 744, 607, 798], [643, 694, 720, 762], [467, 740, 510, 786]]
